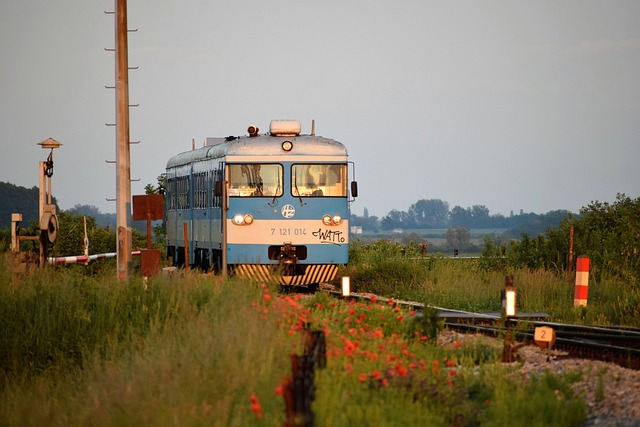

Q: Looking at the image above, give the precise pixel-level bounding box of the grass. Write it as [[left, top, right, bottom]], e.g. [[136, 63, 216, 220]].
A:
[[343, 239, 640, 327], [4, 239, 633, 425]]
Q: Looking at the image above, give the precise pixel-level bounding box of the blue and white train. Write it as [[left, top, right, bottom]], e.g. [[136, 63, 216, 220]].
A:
[[165, 120, 357, 286]]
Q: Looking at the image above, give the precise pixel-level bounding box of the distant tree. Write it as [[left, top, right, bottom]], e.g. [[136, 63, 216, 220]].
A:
[[507, 194, 639, 284], [351, 210, 379, 231], [0, 182, 57, 230], [67, 205, 116, 228], [444, 227, 471, 251], [142, 174, 166, 248], [407, 199, 449, 228], [381, 209, 412, 230], [51, 211, 117, 258], [144, 174, 166, 195], [449, 206, 471, 228], [469, 205, 490, 227]]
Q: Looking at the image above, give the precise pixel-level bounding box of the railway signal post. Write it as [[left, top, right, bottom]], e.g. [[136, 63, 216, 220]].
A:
[[501, 275, 517, 362], [37, 138, 62, 268]]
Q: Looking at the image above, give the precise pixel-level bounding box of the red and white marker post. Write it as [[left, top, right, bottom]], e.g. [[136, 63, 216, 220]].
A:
[[573, 256, 590, 307]]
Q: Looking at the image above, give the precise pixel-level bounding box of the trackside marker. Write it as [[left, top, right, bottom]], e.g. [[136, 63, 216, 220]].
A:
[[574, 256, 590, 307]]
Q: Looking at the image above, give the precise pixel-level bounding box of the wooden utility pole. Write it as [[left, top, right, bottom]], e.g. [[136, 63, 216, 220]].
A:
[[115, 0, 132, 281], [568, 225, 574, 278]]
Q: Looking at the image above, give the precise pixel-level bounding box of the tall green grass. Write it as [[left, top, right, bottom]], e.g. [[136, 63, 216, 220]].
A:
[[0, 248, 604, 426], [343, 239, 640, 327]]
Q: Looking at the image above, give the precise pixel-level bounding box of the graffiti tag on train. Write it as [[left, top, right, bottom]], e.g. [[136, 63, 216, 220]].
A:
[[312, 228, 346, 244]]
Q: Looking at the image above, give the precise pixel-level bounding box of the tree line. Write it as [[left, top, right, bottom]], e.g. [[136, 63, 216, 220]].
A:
[[483, 193, 640, 286], [351, 198, 573, 237], [0, 181, 58, 230]]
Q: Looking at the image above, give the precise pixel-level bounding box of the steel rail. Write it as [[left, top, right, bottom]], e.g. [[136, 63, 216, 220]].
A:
[[321, 288, 640, 369]]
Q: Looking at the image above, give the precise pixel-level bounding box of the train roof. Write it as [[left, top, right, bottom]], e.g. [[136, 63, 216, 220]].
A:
[[166, 133, 348, 169]]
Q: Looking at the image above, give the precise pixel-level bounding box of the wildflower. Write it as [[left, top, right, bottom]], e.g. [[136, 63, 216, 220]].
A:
[[370, 295, 377, 304], [274, 385, 284, 396], [343, 338, 357, 358], [250, 395, 263, 420], [395, 364, 408, 377], [372, 370, 381, 379], [363, 351, 378, 361], [420, 335, 428, 342], [263, 293, 271, 301], [396, 315, 404, 322], [381, 378, 389, 387], [446, 360, 456, 367], [449, 369, 456, 376], [453, 341, 461, 348], [393, 306, 400, 313], [358, 373, 367, 383], [409, 311, 416, 317]]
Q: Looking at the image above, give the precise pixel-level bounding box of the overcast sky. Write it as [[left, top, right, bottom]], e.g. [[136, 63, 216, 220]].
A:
[[1, 1, 639, 219]]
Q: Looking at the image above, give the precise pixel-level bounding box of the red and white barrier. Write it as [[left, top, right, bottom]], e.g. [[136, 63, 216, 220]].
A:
[[573, 256, 590, 307], [48, 251, 141, 265]]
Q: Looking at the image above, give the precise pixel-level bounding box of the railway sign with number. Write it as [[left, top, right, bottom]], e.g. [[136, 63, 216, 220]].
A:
[[534, 326, 556, 349]]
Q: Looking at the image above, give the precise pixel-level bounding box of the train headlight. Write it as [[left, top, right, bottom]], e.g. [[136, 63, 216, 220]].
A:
[[232, 214, 254, 225], [322, 214, 343, 226], [281, 140, 293, 152]]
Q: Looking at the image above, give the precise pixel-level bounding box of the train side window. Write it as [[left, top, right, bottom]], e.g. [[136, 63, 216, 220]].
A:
[[166, 176, 177, 209], [177, 175, 190, 209]]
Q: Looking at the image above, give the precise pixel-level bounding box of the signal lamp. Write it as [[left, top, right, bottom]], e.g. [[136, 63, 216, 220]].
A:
[[341, 276, 351, 297], [501, 275, 517, 318]]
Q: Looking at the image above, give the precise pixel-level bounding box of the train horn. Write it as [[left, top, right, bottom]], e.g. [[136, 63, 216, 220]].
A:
[[247, 125, 259, 137]]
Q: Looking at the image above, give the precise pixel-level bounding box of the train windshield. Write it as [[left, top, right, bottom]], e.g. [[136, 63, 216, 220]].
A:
[[291, 163, 348, 197], [228, 164, 283, 197]]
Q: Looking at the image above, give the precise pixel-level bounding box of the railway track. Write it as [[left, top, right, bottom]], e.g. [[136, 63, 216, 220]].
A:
[[321, 288, 640, 370]]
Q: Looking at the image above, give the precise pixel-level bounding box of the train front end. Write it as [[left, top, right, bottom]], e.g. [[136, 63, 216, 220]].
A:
[[224, 120, 356, 286]]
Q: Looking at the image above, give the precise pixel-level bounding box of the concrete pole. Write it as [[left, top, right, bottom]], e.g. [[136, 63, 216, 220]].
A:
[[115, 0, 132, 281]]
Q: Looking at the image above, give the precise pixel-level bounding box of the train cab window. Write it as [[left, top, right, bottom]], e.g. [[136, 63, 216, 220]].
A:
[[228, 164, 283, 197], [291, 164, 347, 197]]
